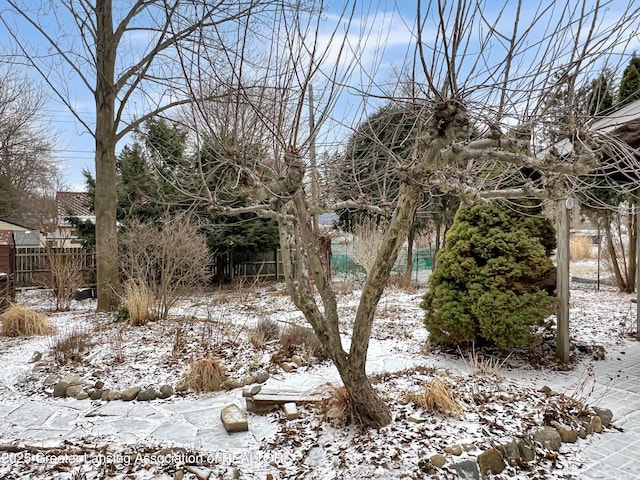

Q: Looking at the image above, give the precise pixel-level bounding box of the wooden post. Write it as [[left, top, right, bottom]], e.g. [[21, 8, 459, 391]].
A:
[[556, 198, 571, 363], [636, 193, 640, 340]]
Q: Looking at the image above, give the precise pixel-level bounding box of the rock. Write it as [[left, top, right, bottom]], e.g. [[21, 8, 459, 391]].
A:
[[158, 384, 174, 399], [101, 390, 110, 401], [175, 383, 189, 392], [66, 385, 84, 398], [499, 439, 521, 463], [137, 387, 157, 401], [291, 355, 304, 367], [242, 385, 261, 398], [283, 402, 299, 420], [90, 389, 104, 401], [108, 390, 122, 401], [429, 454, 446, 468], [478, 448, 505, 476], [517, 438, 536, 462], [221, 379, 244, 391], [407, 415, 427, 424], [53, 382, 69, 398], [253, 370, 269, 384], [593, 407, 613, 427], [122, 386, 142, 401], [43, 374, 60, 386], [552, 422, 579, 443], [245, 399, 277, 415], [24, 437, 65, 450], [580, 418, 594, 435], [184, 465, 211, 480], [538, 385, 552, 395], [61, 374, 83, 386], [592, 415, 603, 433], [444, 444, 463, 456], [450, 460, 480, 480], [94, 381, 105, 390], [221, 404, 248, 433], [76, 392, 89, 400], [175, 470, 185, 480], [281, 362, 296, 373], [29, 351, 42, 363], [243, 376, 255, 385], [147, 321, 157, 328], [533, 426, 562, 451]]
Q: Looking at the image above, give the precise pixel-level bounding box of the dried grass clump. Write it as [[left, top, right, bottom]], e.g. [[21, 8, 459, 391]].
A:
[[459, 344, 511, 377], [405, 377, 462, 417], [183, 356, 228, 393], [1, 305, 55, 337], [49, 327, 92, 366], [249, 319, 281, 348], [316, 384, 360, 426], [570, 235, 594, 260], [122, 279, 155, 325], [280, 324, 328, 361]]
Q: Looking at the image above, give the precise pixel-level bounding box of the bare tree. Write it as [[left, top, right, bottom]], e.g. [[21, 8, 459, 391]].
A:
[[0, 0, 281, 310], [0, 67, 58, 224]]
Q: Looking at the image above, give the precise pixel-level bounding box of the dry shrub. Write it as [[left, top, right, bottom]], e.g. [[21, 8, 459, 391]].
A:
[[39, 244, 87, 311], [405, 377, 462, 417], [570, 235, 594, 260], [350, 218, 388, 276], [49, 327, 92, 365], [388, 273, 417, 291], [249, 319, 281, 348], [459, 343, 511, 377], [1, 305, 55, 337], [121, 278, 155, 325], [280, 324, 328, 361], [316, 384, 360, 426], [183, 356, 228, 393]]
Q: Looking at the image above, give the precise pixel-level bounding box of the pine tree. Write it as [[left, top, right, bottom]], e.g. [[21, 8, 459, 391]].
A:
[[618, 55, 640, 107]]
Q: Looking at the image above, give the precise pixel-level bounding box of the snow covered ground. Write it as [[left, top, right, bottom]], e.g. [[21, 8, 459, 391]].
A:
[[0, 260, 635, 479]]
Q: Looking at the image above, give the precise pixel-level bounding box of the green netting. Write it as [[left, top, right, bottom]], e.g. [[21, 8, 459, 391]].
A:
[[331, 244, 434, 274]]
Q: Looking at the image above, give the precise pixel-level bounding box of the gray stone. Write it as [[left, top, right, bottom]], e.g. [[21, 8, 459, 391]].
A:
[[61, 374, 83, 386], [184, 465, 211, 480], [90, 389, 104, 401], [499, 439, 521, 463], [253, 370, 269, 384], [429, 454, 446, 468], [450, 460, 480, 480], [220, 404, 248, 433], [281, 362, 296, 373], [518, 438, 536, 462], [593, 407, 613, 427], [553, 422, 579, 443], [108, 390, 122, 401], [444, 444, 463, 456], [533, 426, 562, 451], [101, 390, 110, 401], [65, 385, 84, 398], [243, 376, 255, 385], [407, 414, 427, 424], [76, 392, 89, 400], [242, 385, 261, 398], [137, 387, 157, 401], [157, 384, 174, 399], [283, 402, 299, 420], [29, 351, 42, 363], [478, 448, 505, 476], [53, 382, 69, 398], [245, 399, 277, 415], [43, 374, 60, 386], [221, 379, 244, 391], [94, 381, 105, 390], [592, 415, 603, 433], [122, 386, 142, 401]]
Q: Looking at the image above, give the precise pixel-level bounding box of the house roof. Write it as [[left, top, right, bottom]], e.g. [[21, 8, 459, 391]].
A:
[[12, 230, 41, 246], [56, 192, 94, 220]]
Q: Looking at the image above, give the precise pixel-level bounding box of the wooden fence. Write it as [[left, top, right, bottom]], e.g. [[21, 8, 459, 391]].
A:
[[14, 247, 283, 288], [15, 247, 97, 288]]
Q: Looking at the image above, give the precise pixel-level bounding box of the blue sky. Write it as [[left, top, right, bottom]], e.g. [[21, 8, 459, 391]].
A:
[[0, 0, 638, 192]]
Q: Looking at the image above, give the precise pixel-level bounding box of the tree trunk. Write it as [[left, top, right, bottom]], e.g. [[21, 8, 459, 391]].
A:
[[603, 213, 626, 291], [627, 207, 637, 293], [404, 224, 415, 283], [335, 358, 391, 427], [95, 0, 119, 311]]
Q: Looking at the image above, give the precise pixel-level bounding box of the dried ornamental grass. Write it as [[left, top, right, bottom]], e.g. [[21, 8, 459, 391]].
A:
[[405, 377, 463, 417], [1, 305, 55, 337], [183, 356, 228, 392], [316, 384, 360, 426], [123, 279, 155, 325]]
